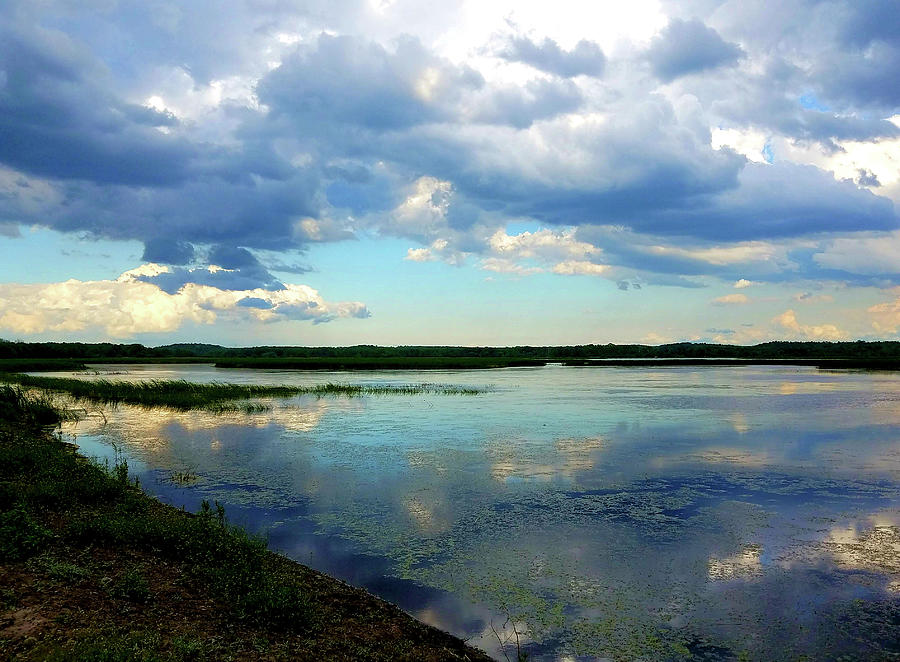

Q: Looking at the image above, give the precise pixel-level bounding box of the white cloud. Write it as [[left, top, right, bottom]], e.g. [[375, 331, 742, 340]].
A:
[[711, 293, 749, 305], [405, 247, 436, 262], [734, 278, 754, 288], [479, 257, 543, 275], [775, 117, 900, 201], [814, 231, 900, 276], [488, 228, 598, 262], [868, 291, 900, 334], [552, 260, 608, 276], [773, 309, 845, 340], [386, 176, 453, 241], [649, 242, 779, 266], [292, 217, 354, 242], [0, 265, 368, 338], [403, 238, 465, 265], [711, 127, 770, 164]]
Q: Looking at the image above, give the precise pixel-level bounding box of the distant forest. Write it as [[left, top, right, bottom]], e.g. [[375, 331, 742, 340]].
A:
[[4, 339, 900, 361]]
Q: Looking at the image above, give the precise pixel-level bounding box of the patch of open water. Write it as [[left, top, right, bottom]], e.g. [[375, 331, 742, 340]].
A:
[[56, 364, 900, 660]]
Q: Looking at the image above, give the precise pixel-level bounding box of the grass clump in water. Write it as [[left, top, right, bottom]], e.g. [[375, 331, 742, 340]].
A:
[[0, 384, 77, 427], [0, 373, 488, 412]]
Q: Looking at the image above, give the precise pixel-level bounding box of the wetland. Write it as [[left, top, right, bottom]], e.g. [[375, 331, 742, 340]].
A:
[[12, 363, 900, 660]]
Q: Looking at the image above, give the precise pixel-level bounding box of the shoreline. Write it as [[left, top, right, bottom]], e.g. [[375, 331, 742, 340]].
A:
[[0, 403, 492, 661], [7, 356, 900, 372]]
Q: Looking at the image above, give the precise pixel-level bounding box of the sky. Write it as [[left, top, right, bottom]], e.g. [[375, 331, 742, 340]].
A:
[[0, 0, 898, 347]]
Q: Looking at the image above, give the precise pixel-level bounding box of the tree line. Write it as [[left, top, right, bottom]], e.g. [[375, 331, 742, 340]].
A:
[[4, 339, 900, 360]]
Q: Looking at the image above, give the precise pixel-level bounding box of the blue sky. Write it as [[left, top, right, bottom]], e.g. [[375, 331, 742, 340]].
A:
[[0, 0, 898, 346]]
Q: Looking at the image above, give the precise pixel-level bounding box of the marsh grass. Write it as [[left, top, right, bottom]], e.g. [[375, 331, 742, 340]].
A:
[[0, 397, 314, 632], [0, 373, 487, 412], [0, 384, 79, 427]]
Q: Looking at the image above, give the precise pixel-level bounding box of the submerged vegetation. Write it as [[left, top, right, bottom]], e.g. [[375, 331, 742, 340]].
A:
[[0, 373, 488, 412], [0, 385, 490, 660]]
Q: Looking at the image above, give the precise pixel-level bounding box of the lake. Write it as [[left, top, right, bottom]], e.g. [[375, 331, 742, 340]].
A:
[[55, 364, 900, 660]]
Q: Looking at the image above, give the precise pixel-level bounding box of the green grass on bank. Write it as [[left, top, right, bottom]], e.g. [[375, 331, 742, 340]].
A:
[[0, 385, 490, 661], [0, 386, 311, 629], [0, 373, 487, 412]]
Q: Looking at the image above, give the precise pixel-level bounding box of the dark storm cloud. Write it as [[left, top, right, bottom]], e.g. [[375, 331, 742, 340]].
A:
[[575, 162, 895, 244], [20, 171, 322, 250], [139, 263, 284, 294], [646, 18, 743, 81], [817, 0, 900, 110], [374, 94, 746, 234], [278, 301, 371, 323], [256, 32, 586, 136], [0, 23, 195, 186], [469, 78, 583, 129], [208, 246, 258, 269], [678, 163, 897, 241], [571, 162, 896, 243], [137, 245, 286, 292], [264, 260, 313, 275], [0, 12, 324, 257], [236, 297, 274, 309], [257, 33, 484, 131], [693, 0, 900, 114], [815, 41, 900, 110], [142, 238, 195, 265], [498, 36, 606, 78]]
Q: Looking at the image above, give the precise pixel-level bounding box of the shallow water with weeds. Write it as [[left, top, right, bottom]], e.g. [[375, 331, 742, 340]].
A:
[[54, 363, 900, 660]]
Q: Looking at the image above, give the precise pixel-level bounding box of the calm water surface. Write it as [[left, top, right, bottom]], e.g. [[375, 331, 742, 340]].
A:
[[55, 364, 900, 660]]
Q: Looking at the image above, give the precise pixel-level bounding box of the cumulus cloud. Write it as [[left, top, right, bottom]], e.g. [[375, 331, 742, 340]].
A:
[[733, 279, 754, 288], [488, 228, 597, 262], [497, 36, 606, 78], [0, 21, 193, 187], [773, 309, 846, 340], [0, 265, 369, 338], [383, 176, 454, 242], [869, 293, 900, 334], [646, 18, 743, 81], [258, 33, 483, 132], [867, 288, 900, 334]]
